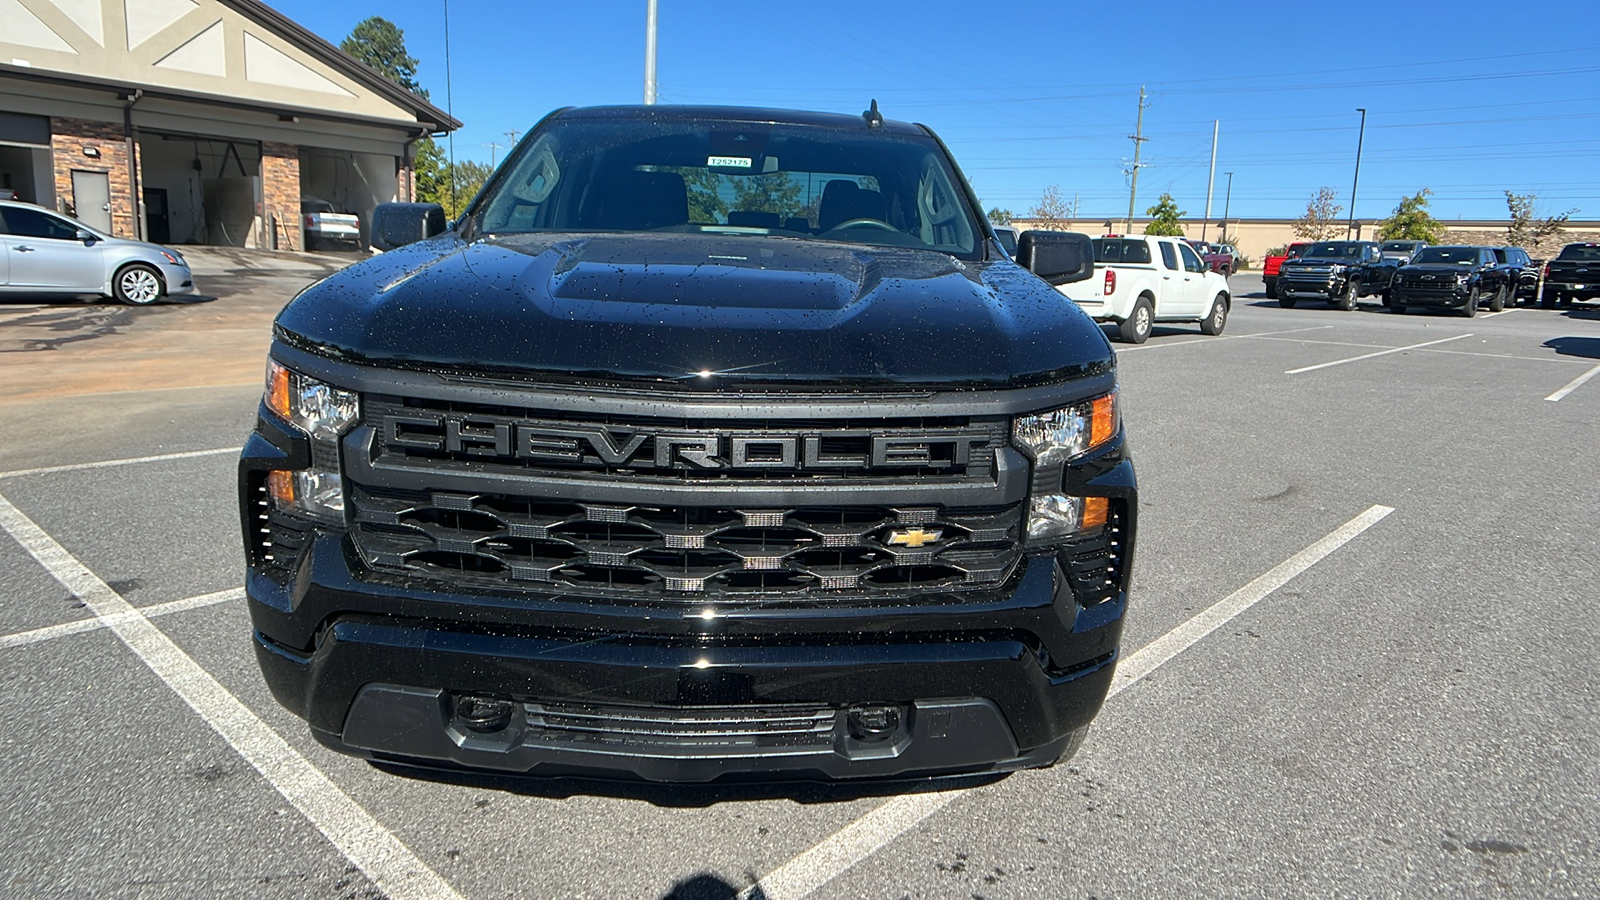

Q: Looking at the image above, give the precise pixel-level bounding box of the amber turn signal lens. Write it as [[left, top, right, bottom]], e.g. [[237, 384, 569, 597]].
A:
[[1089, 393, 1117, 448], [266, 469, 296, 504], [266, 360, 291, 421], [1082, 496, 1109, 531]]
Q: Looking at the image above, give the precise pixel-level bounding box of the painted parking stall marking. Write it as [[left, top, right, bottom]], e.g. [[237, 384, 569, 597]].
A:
[[740, 504, 1396, 900], [1286, 334, 1473, 375], [1546, 362, 1600, 402], [0, 493, 464, 900], [0, 446, 240, 480], [0, 587, 243, 651]]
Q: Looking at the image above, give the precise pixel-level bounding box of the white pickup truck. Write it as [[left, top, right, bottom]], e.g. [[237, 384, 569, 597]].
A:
[[1057, 235, 1232, 343]]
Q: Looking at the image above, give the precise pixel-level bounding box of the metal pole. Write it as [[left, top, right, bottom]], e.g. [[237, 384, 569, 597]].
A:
[[643, 0, 658, 105], [1201, 119, 1217, 242], [1222, 172, 1233, 235], [1125, 86, 1146, 233], [1348, 108, 1366, 239]]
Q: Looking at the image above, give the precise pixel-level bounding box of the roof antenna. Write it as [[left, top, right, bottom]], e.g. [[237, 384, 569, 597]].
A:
[[863, 99, 883, 129]]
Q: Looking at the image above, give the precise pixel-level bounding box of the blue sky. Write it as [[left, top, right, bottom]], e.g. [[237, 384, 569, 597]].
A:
[[267, 0, 1600, 222]]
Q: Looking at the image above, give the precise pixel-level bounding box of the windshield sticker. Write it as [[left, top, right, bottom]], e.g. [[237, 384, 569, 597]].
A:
[[707, 155, 752, 168]]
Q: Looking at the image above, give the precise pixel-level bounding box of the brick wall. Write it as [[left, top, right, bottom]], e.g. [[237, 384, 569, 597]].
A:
[[261, 141, 300, 251], [51, 117, 138, 239]]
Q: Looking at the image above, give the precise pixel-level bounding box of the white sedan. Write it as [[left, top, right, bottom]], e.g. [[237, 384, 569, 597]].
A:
[[0, 200, 196, 305]]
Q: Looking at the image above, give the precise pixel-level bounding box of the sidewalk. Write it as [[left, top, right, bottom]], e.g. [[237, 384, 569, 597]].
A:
[[180, 246, 364, 278]]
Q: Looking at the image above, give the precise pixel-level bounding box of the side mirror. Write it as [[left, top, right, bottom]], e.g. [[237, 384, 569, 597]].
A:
[[1017, 230, 1094, 285], [371, 202, 448, 251], [76, 229, 98, 246]]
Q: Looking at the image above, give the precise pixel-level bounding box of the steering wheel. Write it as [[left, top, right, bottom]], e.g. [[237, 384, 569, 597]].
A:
[[825, 217, 896, 232]]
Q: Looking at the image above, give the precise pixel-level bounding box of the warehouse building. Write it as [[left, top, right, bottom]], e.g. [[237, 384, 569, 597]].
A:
[[0, 0, 458, 250]]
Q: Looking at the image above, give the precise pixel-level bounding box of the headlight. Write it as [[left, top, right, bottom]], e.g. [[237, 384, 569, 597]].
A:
[[1014, 392, 1118, 546], [263, 360, 359, 523], [1012, 391, 1118, 468], [159, 249, 185, 266]]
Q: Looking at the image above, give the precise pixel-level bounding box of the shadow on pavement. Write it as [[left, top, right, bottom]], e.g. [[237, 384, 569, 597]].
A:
[[661, 873, 766, 900], [367, 759, 1004, 808], [1543, 336, 1600, 359]]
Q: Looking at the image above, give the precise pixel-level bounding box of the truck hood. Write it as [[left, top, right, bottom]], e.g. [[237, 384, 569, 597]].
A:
[[274, 232, 1113, 389], [1284, 256, 1358, 266]]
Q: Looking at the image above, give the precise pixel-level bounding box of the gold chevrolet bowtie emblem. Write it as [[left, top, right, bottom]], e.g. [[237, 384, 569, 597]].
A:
[[887, 528, 943, 548]]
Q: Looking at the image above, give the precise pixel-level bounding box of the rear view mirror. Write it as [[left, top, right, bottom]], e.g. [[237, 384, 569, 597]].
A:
[[371, 202, 448, 251], [1017, 231, 1094, 285], [76, 228, 97, 246]]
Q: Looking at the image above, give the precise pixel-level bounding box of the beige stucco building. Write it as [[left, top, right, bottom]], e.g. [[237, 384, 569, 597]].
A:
[[0, 0, 458, 250]]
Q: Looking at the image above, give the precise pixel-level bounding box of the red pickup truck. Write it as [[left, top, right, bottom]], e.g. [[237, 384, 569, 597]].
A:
[[1263, 242, 1310, 299]]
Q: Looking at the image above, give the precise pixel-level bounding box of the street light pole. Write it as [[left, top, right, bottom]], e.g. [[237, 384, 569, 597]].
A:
[[1348, 108, 1366, 239], [1222, 172, 1233, 237], [643, 0, 658, 105]]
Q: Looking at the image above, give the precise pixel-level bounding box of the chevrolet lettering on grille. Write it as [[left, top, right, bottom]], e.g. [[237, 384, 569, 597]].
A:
[[383, 413, 994, 471]]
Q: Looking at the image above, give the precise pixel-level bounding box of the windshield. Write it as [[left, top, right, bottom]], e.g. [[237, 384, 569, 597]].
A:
[[992, 228, 1017, 255], [1304, 242, 1363, 258], [1093, 238, 1152, 264], [1380, 242, 1417, 252], [1411, 247, 1477, 265], [473, 114, 981, 257], [1556, 244, 1600, 261]]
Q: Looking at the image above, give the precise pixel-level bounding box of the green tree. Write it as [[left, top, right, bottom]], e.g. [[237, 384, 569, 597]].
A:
[[987, 207, 1013, 226], [1143, 193, 1185, 236], [442, 159, 492, 220], [1376, 189, 1446, 243], [1506, 190, 1575, 254], [671, 168, 729, 223], [1293, 187, 1343, 240], [340, 17, 427, 97]]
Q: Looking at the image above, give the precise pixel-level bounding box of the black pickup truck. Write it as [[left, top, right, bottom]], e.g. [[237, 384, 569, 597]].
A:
[[236, 105, 1137, 783], [1540, 242, 1600, 307], [1389, 245, 1506, 316], [1276, 240, 1401, 310]]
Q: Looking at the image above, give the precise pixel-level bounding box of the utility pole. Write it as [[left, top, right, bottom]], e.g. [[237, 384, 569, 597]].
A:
[[1201, 118, 1218, 241], [505, 129, 521, 148], [1348, 108, 1367, 239], [483, 142, 502, 167], [643, 0, 658, 105], [1221, 172, 1234, 237], [1124, 86, 1147, 233]]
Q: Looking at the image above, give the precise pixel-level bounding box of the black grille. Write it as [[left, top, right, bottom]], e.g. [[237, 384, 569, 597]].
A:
[[521, 701, 838, 756], [1056, 500, 1131, 606], [365, 394, 1007, 483], [349, 483, 1021, 600]]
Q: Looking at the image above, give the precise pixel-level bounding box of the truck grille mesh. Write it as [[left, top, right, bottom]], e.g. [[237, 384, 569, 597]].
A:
[[349, 484, 1022, 600], [520, 701, 838, 756]]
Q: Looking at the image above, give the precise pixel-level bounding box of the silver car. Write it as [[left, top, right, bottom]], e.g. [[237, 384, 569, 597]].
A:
[[0, 200, 196, 305]]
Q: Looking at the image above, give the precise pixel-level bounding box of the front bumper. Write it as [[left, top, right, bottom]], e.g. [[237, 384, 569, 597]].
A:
[[246, 526, 1127, 781], [1277, 275, 1344, 299], [156, 261, 197, 295], [1391, 286, 1468, 307]]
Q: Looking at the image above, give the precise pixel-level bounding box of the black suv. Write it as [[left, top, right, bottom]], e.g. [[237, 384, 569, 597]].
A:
[[237, 106, 1136, 782], [1390, 246, 1504, 316], [1490, 246, 1538, 306], [1276, 241, 1401, 309]]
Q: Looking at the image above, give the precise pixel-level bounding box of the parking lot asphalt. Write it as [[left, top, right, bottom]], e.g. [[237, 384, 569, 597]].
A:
[[1, 271, 1597, 899]]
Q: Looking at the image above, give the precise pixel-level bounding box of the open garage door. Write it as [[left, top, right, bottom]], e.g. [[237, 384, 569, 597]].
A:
[[0, 112, 55, 207], [137, 133, 262, 247], [300, 147, 399, 251]]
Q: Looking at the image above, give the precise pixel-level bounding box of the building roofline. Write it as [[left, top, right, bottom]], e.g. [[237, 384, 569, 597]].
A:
[[0, 65, 443, 135], [220, 0, 461, 132]]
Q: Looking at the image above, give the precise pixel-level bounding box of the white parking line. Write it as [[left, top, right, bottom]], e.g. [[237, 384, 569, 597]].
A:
[[0, 447, 240, 480], [0, 588, 243, 651], [1479, 308, 1522, 319], [738, 504, 1396, 900], [0, 494, 463, 900], [1285, 334, 1473, 375], [1546, 362, 1600, 402]]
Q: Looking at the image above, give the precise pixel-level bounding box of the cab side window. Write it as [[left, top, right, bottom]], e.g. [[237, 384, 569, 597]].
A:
[[1, 207, 81, 240], [1177, 242, 1204, 273], [1159, 241, 1178, 270]]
